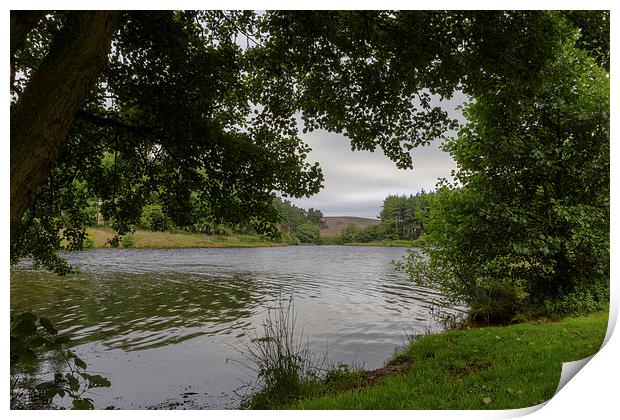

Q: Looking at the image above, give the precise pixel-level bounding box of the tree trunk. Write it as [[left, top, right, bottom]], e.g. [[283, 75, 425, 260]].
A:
[[10, 11, 121, 240], [10, 10, 47, 88]]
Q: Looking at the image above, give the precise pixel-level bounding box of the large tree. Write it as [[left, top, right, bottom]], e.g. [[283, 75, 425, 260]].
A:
[[398, 17, 609, 321], [10, 10, 607, 272]]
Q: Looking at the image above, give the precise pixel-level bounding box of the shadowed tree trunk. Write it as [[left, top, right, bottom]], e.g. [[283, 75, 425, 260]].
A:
[[10, 10, 47, 87], [10, 11, 121, 240]]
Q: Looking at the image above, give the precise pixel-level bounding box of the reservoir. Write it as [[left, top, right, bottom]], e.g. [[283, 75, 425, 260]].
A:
[[11, 246, 461, 409]]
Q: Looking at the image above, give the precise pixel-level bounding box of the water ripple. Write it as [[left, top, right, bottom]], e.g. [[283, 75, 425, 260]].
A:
[[11, 246, 462, 409]]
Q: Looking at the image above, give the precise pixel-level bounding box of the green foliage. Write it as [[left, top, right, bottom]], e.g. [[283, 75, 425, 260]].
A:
[[305, 209, 325, 228], [141, 205, 172, 232], [544, 279, 609, 317], [398, 26, 609, 321], [272, 197, 324, 244], [325, 191, 435, 245], [350, 224, 382, 243], [10, 312, 111, 409], [338, 224, 360, 244], [468, 282, 529, 324], [234, 299, 322, 409], [379, 192, 432, 240], [12, 11, 325, 272], [11, 11, 609, 274], [214, 224, 234, 236], [293, 311, 608, 409], [121, 234, 134, 248], [294, 222, 321, 244]]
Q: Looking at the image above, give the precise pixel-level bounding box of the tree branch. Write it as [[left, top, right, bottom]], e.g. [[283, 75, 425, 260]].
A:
[[75, 110, 161, 138]]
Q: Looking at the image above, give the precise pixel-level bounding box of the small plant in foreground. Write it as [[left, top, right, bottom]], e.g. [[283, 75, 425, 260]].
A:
[[10, 312, 110, 409], [232, 298, 323, 408], [232, 298, 369, 409]]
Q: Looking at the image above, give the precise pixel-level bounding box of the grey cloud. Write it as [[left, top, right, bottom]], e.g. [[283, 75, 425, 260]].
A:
[[288, 92, 468, 218]]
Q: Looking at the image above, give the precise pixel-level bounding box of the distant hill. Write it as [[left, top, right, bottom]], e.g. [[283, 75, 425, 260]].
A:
[[320, 216, 381, 237]]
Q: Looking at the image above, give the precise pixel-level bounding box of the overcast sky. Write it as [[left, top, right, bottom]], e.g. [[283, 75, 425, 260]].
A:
[[289, 93, 468, 218]]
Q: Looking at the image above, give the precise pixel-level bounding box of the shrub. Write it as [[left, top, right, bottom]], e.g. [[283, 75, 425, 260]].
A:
[[141, 205, 171, 231], [544, 279, 609, 317], [338, 224, 359, 243], [10, 313, 110, 409], [352, 225, 382, 243], [468, 282, 528, 324], [121, 235, 134, 248], [83, 236, 95, 249], [214, 224, 234, 236], [294, 222, 320, 244], [396, 40, 609, 324]]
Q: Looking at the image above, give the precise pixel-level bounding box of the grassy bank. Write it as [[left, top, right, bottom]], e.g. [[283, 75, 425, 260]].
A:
[[339, 239, 418, 247], [84, 227, 422, 249], [320, 238, 425, 247], [258, 311, 608, 410], [85, 227, 285, 249]]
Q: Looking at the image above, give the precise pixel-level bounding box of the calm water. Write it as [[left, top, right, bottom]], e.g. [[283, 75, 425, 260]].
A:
[[11, 246, 461, 409]]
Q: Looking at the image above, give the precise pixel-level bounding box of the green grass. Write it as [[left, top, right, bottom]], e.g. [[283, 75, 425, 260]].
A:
[[85, 227, 284, 249], [284, 311, 608, 410]]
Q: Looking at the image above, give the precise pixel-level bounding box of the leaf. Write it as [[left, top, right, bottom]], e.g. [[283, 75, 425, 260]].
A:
[[36, 381, 60, 399], [72, 399, 94, 410], [482, 397, 492, 405], [44, 340, 62, 352], [30, 335, 48, 348], [74, 356, 87, 370], [12, 312, 38, 336], [88, 374, 111, 388], [66, 374, 80, 392], [39, 317, 58, 335], [18, 349, 38, 365]]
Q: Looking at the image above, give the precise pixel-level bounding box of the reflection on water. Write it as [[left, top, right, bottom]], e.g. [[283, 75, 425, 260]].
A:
[[12, 272, 264, 351], [11, 246, 462, 409]]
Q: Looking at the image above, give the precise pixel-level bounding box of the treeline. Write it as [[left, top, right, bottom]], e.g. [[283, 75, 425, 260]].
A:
[[331, 191, 434, 244], [272, 198, 325, 244], [81, 192, 325, 245]]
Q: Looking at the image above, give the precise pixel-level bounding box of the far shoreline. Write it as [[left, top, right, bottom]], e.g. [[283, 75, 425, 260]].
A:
[[76, 227, 417, 250]]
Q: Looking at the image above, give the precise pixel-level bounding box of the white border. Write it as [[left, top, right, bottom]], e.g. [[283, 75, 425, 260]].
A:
[[3, 2, 618, 420]]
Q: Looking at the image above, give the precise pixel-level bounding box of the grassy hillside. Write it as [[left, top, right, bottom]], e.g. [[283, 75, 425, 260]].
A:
[[320, 216, 381, 237], [85, 227, 284, 249]]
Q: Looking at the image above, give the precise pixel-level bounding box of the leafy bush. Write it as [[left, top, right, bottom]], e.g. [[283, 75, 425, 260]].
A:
[[396, 38, 609, 323], [338, 224, 359, 243], [214, 224, 234, 236], [10, 312, 110, 409], [141, 205, 172, 231], [284, 233, 301, 245], [294, 222, 320, 244], [544, 280, 609, 317], [352, 225, 382, 243], [83, 235, 95, 249], [121, 235, 134, 248], [468, 282, 528, 324]]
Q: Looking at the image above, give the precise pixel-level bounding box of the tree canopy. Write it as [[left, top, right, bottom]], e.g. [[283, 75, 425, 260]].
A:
[[398, 17, 609, 321], [10, 10, 608, 273]]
